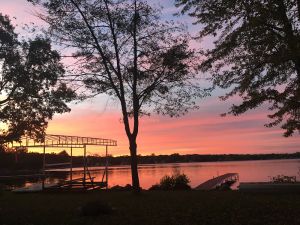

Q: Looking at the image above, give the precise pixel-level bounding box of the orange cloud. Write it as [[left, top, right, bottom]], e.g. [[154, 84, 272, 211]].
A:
[[44, 96, 300, 156]]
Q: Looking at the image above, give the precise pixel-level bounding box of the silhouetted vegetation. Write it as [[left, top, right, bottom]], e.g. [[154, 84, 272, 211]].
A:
[[0, 13, 75, 144], [109, 152, 300, 165], [176, 0, 300, 137], [149, 172, 191, 190], [28, 0, 205, 191]]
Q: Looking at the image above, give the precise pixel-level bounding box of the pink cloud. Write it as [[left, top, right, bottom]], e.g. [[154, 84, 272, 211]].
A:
[[1, 0, 46, 27], [46, 96, 300, 156], [3, 1, 300, 156]]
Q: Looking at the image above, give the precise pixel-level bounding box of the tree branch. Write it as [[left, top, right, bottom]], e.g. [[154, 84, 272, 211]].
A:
[[69, 0, 121, 99]]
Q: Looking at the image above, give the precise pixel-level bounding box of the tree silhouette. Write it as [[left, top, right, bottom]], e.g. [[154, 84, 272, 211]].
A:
[[28, 0, 206, 191], [176, 0, 300, 136], [0, 13, 75, 144]]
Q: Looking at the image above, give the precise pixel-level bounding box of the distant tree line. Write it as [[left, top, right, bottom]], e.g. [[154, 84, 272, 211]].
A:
[[116, 153, 300, 165], [1, 149, 300, 174]]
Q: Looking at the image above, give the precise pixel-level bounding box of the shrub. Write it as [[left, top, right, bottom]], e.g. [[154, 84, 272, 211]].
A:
[[173, 173, 191, 190], [149, 171, 191, 190], [160, 175, 175, 190]]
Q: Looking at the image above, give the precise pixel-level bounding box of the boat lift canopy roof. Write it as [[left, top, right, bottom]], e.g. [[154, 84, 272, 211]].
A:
[[9, 134, 117, 148]]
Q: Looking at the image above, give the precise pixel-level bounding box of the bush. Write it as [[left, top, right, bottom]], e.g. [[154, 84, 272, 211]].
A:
[[173, 173, 191, 190], [149, 172, 191, 191], [160, 175, 175, 190]]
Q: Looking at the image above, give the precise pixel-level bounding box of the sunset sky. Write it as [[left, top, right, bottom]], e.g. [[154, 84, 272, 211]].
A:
[[2, 0, 300, 156]]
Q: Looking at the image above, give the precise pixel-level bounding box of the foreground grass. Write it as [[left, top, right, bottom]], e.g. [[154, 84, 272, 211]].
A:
[[0, 190, 300, 225]]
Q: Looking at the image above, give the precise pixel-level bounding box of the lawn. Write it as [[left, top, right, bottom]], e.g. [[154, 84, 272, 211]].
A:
[[0, 190, 300, 225]]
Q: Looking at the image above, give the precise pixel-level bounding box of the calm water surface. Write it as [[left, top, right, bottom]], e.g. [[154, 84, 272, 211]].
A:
[[2, 159, 300, 190], [64, 159, 300, 189], [105, 159, 300, 189]]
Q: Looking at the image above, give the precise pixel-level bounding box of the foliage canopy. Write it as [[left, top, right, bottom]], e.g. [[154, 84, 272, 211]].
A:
[[0, 13, 75, 144], [177, 0, 300, 136]]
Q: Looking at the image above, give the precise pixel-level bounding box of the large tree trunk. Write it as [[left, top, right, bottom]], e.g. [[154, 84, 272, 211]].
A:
[[120, 97, 140, 192], [129, 135, 140, 192]]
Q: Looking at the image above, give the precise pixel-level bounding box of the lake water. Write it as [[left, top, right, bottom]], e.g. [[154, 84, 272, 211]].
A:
[[105, 159, 300, 189], [2, 159, 300, 190]]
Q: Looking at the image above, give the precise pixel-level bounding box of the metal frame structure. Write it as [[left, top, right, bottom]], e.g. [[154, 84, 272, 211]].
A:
[[9, 134, 117, 191]]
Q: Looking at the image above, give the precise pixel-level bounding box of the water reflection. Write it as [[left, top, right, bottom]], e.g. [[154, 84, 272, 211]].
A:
[[106, 159, 300, 189], [1, 159, 300, 190]]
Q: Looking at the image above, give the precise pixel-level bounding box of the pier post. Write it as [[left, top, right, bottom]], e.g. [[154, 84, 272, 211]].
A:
[[83, 145, 86, 187], [105, 145, 108, 189], [70, 146, 73, 188], [42, 144, 46, 190]]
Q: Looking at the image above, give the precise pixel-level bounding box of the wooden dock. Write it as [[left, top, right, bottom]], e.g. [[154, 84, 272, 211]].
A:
[[12, 178, 107, 193], [195, 173, 239, 190]]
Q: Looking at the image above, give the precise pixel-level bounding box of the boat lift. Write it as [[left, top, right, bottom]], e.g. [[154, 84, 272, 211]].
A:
[[9, 134, 117, 191]]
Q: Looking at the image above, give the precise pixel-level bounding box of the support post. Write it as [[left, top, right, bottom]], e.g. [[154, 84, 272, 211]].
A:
[[70, 146, 73, 188], [105, 145, 108, 189], [83, 145, 86, 187], [42, 144, 46, 190]]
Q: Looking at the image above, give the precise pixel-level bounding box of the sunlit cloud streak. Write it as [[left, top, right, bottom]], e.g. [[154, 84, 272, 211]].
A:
[[47, 95, 300, 155]]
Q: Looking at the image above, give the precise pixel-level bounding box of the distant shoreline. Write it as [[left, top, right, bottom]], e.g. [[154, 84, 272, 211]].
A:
[[1, 152, 300, 175], [117, 152, 300, 165], [39, 158, 300, 173]]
